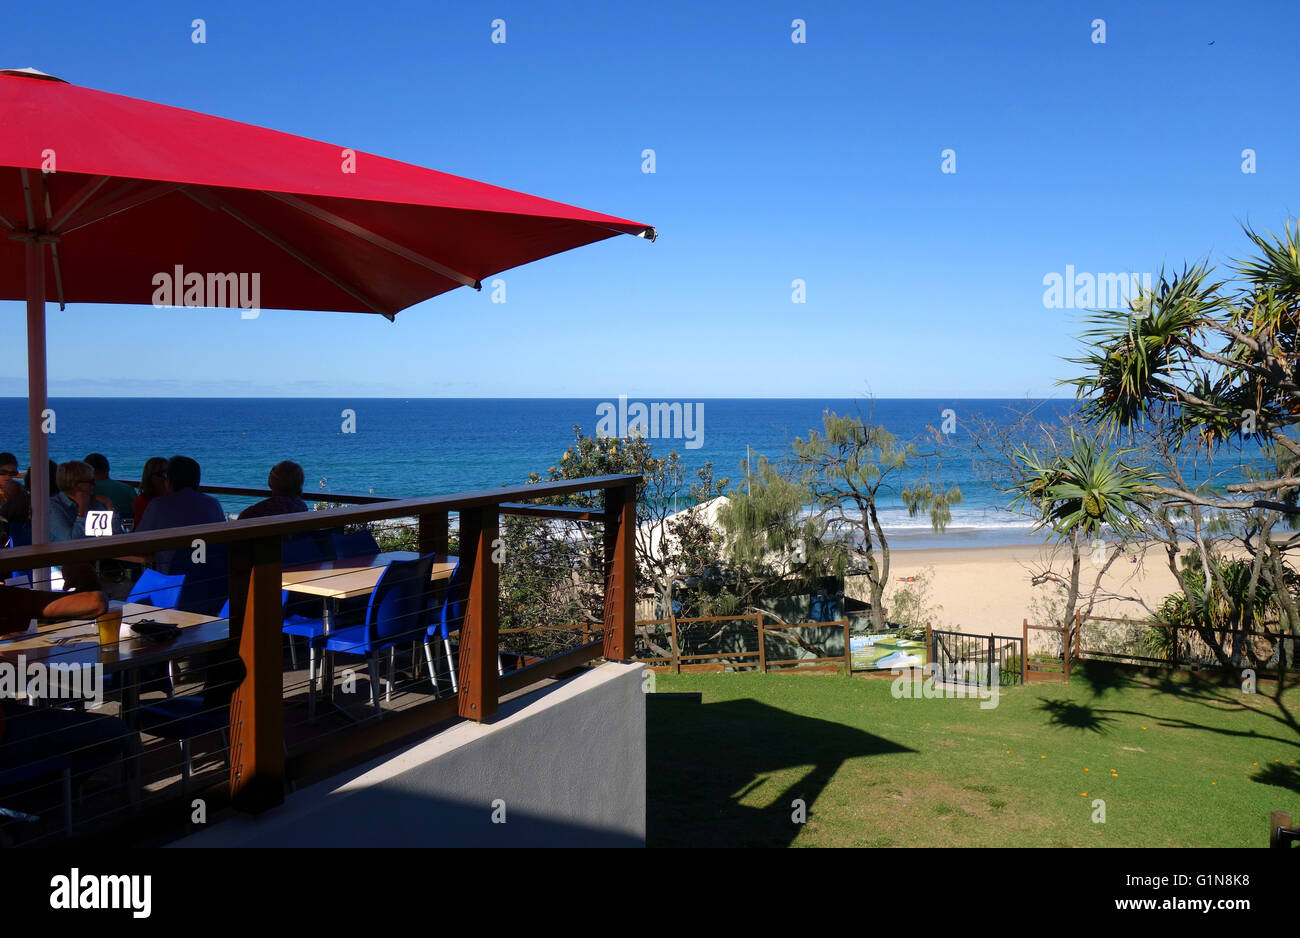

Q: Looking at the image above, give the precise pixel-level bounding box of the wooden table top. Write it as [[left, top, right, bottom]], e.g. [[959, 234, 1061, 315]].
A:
[[0, 601, 228, 673], [281, 552, 457, 601]]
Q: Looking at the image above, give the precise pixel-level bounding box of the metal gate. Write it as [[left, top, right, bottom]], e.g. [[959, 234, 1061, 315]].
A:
[[931, 630, 1023, 687]]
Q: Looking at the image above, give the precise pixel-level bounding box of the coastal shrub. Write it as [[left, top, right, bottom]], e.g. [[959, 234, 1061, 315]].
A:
[[886, 566, 941, 631]]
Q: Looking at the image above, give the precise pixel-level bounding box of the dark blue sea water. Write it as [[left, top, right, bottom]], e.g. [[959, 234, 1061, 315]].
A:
[[0, 398, 1266, 549]]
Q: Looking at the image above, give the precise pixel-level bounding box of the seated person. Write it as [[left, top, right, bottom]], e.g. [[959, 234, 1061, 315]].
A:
[[0, 452, 19, 483], [49, 461, 120, 542], [134, 456, 225, 574], [238, 461, 309, 520], [133, 457, 170, 524], [0, 587, 136, 788], [24, 459, 56, 499], [84, 453, 137, 523], [0, 478, 29, 547]]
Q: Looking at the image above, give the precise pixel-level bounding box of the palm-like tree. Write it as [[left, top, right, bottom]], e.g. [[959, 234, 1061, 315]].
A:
[[1011, 431, 1151, 538], [1009, 431, 1151, 646]]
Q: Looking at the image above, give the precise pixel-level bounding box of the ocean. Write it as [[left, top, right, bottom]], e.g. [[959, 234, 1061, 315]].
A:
[[0, 397, 1265, 550]]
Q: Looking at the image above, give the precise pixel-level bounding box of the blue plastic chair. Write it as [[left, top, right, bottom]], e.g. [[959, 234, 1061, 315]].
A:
[[216, 594, 327, 714], [6, 521, 34, 584], [0, 754, 73, 838], [126, 568, 186, 609], [167, 545, 230, 618], [321, 554, 436, 717], [135, 694, 229, 789], [419, 561, 504, 695], [422, 561, 465, 696], [331, 529, 381, 559], [282, 533, 323, 567]]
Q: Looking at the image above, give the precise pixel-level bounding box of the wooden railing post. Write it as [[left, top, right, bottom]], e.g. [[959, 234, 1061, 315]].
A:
[[1063, 623, 1072, 682], [1271, 810, 1294, 848], [227, 534, 285, 812], [1021, 618, 1028, 684], [843, 618, 851, 675], [602, 481, 636, 660], [756, 613, 766, 674], [457, 506, 499, 722], [669, 616, 681, 675], [418, 508, 449, 557]]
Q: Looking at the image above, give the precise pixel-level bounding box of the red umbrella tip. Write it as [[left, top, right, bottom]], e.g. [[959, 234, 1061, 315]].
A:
[[1, 67, 67, 82]]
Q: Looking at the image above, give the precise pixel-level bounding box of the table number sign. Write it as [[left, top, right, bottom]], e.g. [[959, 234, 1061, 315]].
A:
[[86, 510, 115, 536]]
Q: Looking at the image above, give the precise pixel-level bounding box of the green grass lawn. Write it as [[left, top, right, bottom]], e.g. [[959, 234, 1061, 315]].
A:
[[646, 663, 1300, 847]]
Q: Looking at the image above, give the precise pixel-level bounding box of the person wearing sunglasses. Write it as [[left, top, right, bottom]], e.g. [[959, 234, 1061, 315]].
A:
[[49, 461, 121, 543], [132, 456, 170, 525]]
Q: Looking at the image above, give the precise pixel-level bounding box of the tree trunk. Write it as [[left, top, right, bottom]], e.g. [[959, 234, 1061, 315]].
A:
[[1062, 529, 1082, 655]]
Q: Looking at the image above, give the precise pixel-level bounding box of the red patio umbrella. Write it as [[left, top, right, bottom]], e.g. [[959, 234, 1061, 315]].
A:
[[0, 67, 654, 548]]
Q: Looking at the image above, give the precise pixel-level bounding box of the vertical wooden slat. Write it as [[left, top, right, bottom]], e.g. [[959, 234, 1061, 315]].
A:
[[456, 506, 499, 722], [1021, 618, 1028, 684], [756, 613, 766, 674], [925, 623, 933, 668], [227, 534, 285, 812], [418, 509, 449, 557], [669, 615, 681, 675], [1170, 624, 1179, 669], [1074, 611, 1082, 659], [602, 481, 636, 660], [843, 618, 851, 675], [1063, 623, 1072, 682]]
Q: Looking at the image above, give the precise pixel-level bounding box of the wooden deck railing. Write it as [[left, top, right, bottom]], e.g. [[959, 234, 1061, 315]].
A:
[[0, 473, 639, 819]]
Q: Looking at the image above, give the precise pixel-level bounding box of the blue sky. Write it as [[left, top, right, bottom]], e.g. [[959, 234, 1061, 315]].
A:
[[2, 0, 1297, 398]]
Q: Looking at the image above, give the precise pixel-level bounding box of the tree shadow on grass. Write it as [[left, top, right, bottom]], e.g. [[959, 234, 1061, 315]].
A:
[[1038, 698, 1117, 734], [1094, 671, 1300, 750], [1075, 661, 1138, 699], [646, 696, 913, 848], [1250, 762, 1300, 795]]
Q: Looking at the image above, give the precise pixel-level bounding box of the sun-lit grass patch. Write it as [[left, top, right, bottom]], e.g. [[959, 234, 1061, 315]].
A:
[[647, 666, 1300, 847]]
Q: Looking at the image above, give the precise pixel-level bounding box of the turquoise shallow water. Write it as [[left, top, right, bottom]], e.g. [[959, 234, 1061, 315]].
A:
[[0, 397, 1264, 549]]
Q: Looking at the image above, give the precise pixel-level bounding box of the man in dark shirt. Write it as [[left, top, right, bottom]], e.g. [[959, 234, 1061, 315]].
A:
[[238, 461, 309, 520], [134, 456, 226, 574]]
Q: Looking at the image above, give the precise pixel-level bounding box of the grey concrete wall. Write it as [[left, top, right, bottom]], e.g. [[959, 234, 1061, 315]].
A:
[[174, 661, 645, 847]]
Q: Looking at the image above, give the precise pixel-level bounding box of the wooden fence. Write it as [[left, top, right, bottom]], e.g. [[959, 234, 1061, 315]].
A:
[[635, 614, 851, 674], [1018, 612, 1293, 683]]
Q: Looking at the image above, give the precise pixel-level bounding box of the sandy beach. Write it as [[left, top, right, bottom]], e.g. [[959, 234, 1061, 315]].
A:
[[883, 541, 1184, 636]]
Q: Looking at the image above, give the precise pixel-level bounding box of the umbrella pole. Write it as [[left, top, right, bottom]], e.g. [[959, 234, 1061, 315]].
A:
[[25, 238, 51, 584]]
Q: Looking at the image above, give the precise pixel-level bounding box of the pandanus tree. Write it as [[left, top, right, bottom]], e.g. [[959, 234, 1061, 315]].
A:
[[721, 410, 960, 632], [1010, 431, 1152, 646], [1063, 220, 1300, 678]]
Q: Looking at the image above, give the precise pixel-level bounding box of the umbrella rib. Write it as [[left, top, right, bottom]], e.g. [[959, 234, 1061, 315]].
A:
[[49, 242, 66, 310], [57, 180, 187, 236], [48, 174, 112, 233], [264, 192, 481, 290], [40, 174, 66, 310], [182, 187, 397, 320], [19, 168, 35, 228]]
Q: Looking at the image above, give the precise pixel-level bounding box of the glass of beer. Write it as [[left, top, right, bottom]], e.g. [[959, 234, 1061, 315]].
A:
[[96, 606, 123, 652]]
